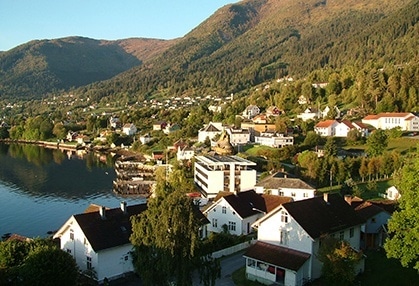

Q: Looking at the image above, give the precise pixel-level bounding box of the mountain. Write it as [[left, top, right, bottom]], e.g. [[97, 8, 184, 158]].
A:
[[77, 0, 418, 102], [0, 37, 177, 98], [1, 0, 418, 101]]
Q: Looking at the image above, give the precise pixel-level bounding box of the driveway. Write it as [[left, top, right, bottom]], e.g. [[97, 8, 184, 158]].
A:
[[194, 250, 246, 286]]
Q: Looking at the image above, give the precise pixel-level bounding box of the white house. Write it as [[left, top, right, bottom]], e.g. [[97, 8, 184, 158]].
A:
[[314, 120, 338, 136], [122, 123, 137, 136], [109, 117, 121, 129], [321, 106, 341, 119], [254, 132, 294, 148], [225, 127, 251, 146], [177, 146, 195, 161], [245, 193, 365, 285], [204, 190, 292, 236], [385, 186, 401, 200], [254, 172, 316, 201], [198, 122, 224, 143], [362, 112, 419, 131], [296, 107, 321, 122], [53, 202, 147, 283], [243, 105, 261, 119], [194, 155, 257, 198], [139, 133, 152, 144]]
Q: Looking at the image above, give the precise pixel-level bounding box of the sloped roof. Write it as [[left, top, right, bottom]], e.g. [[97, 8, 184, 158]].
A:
[[223, 190, 266, 218], [315, 120, 337, 128], [340, 119, 354, 128], [256, 172, 315, 190], [214, 190, 291, 219], [244, 241, 310, 271], [354, 201, 388, 220], [282, 193, 365, 239], [201, 123, 222, 132], [74, 203, 147, 252]]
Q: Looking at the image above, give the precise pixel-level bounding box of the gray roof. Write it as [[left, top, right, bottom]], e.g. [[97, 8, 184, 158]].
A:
[[256, 172, 315, 190]]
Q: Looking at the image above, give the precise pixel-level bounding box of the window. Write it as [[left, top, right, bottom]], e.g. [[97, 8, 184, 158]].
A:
[[247, 259, 256, 268], [339, 231, 344, 241], [86, 256, 92, 270], [350, 228, 354, 238], [279, 191, 284, 196], [280, 230, 289, 245], [291, 192, 296, 197], [228, 221, 236, 231], [280, 211, 288, 223], [222, 206, 227, 214], [212, 218, 218, 228], [70, 231, 74, 241], [84, 237, 88, 245], [124, 255, 129, 261], [66, 249, 71, 254], [371, 217, 376, 223], [303, 192, 308, 198]]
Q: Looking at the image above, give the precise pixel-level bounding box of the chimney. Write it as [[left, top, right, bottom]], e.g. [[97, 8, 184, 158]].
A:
[[323, 193, 329, 203], [344, 195, 352, 205], [99, 206, 106, 220], [120, 201, 127, 214]]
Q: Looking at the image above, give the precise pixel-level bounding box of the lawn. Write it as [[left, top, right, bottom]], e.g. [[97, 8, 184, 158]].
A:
[[358, 249, 418, 286]]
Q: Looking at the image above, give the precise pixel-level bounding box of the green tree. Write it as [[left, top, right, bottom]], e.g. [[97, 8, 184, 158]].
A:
[[130, 170, 220, 286], [318, 235, 363, 286], [20, 246, 78, 286], [366, 129, 388, 157], [384, 149, 419, 272], [324, 137, 338, 157], [303, 131, 321, 148]]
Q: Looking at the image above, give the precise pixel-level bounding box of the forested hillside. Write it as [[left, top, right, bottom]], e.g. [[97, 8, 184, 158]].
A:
[[74, 0, 418, 104], [0, 37, 176, 98]]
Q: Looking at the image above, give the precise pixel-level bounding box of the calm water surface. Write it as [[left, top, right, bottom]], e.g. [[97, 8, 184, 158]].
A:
[[0, 143, 145, 238]]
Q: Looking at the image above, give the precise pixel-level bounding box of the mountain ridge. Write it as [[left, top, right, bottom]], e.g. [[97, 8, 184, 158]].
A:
[[1, 0, 418, 100]]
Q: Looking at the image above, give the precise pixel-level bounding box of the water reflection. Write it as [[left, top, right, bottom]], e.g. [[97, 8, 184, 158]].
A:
[[0, 143, 145, 237], [0, 143, 116, 199]]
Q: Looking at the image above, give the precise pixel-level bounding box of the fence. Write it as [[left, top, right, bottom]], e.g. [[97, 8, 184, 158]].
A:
[[211, 239, 255, 259]]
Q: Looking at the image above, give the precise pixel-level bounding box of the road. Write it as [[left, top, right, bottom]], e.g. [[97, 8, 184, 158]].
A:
[[194, 250, 247, 286]]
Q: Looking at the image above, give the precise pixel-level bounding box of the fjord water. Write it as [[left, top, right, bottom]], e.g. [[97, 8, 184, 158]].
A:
[[0, 143, 145, 238]]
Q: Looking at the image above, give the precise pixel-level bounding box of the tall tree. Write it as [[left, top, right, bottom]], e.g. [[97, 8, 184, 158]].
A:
[[130, 170, 220, 286], [384, 149, 419, 272], [366, 129, 388, 157]]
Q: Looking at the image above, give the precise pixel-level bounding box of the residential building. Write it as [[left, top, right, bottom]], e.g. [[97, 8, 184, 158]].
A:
[[315, 119, 369, 137], [254, 172, 316, 201], [242, 105, 261, 119], [204, 190, 292, 235], [266, 106, 283, 117], [252, 114, 268, 124], [225, 127, 251, 146], [152, 121, 167, 131], [321, 106, 341, 119], [109, 117, 121, 129], [314, 120, 339, 136], [177, 146, 195, 161], [139, 133, 152, 144], [385, 186, 401, 200], [296, 107, 321, 122], [354, 201, 391, 249], [198, 122, 224, 143], [53, 203, 147, 283], [122, 123, 137, 136], [245, 193, 365, 285], [362, 112, 419, 131], [194, 155, 257, 198], [254, 132, 294, 148], [163, 123, 180, 134]]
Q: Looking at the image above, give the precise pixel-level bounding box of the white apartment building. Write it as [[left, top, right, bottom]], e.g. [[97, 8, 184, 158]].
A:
[[225, 127, 251, 146], [194, 155, 257, 198], [254, 132, 294, 148], [362, 112, 419, 131]]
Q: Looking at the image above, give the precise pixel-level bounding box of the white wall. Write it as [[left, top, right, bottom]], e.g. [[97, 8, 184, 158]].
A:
[[96, 244, 134, 282]]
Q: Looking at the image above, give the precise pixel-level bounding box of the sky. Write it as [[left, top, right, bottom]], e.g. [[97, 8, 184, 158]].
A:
[[0, 0, 239, 52]]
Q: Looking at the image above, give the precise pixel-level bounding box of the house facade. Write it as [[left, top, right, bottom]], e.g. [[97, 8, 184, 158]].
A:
[[204, 190, 292, 236], [254, 132, 294, 148], [315, 119, 369, 137], [198, 122, 224, 143], [254, 172, 316, 201], [296, 107, 321, 122], [194, 155, 257, 198], [243, 105, 261, 119], [225, 127, 251, 146], [245, 193, 365, 285], [385, 186, 401, 200], [314, 120, 339, 136], [53, 203, 147, 283], [177, 146, 195, 161], [362, 112, 419, 131], [122, 123, 137, 136]]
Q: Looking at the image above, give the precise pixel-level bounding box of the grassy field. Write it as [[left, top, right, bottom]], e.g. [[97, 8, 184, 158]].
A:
[[233, 249, 418, 286]]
